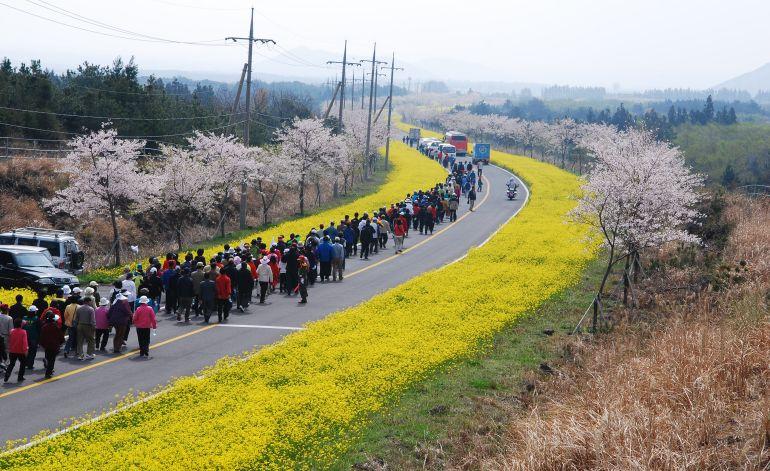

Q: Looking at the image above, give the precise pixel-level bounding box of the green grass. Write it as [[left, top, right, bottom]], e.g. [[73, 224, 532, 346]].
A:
[[79, 167, 389, 284], [333, 256, 606, 470], [675, 122, 770, 186]]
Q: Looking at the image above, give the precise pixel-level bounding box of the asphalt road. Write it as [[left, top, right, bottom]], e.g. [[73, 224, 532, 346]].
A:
[[0, 157, 529, 445]]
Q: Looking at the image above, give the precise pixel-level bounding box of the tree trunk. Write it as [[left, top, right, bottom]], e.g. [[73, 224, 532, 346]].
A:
[[108, 199, 121, 266], [219, 205, 226, 238], [593, 243, 616, 332], [176, 226, 183, 252], [299, 178, 305, 215], [314, 180, 322, 207], [333, 179, 339, 198], [622, 254, 631, 306]]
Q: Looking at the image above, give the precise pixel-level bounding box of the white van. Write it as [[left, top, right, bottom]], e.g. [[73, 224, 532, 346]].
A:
[[0, 227, 84, 273]]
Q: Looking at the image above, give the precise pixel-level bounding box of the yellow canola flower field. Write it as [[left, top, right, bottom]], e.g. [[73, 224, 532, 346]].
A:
[[91, 142, 446, 280], [0, 287, 37, 306], [0, 139, 596, 470]]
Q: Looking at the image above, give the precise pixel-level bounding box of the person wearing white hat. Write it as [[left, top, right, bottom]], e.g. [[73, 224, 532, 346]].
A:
[[72, 287, 82, 295], [94, 297, 111, 352], [256, 257, 273, 304], [62, 285, 71, 297], [132, 296, 156, 359]]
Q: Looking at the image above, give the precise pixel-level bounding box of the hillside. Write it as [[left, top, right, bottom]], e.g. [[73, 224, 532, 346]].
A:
[[715, 62, 770, 95]]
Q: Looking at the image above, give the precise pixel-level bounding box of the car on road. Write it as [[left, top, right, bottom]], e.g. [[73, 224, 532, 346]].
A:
[[0, 227, 84, 273], [0, 245, 80, 294]]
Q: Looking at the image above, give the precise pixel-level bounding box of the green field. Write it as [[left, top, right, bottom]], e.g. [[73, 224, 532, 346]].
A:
[[675, 123, 770, 187]]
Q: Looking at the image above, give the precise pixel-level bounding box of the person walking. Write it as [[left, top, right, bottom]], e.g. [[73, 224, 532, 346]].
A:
[[0, 304, 12, 367], [107, 294, 131, 354], [256, 257, 273, 304], [3, 318, 27, 383], [359, 220, 375, 260], [176, 268, 194, 322], [331, 237, 345, 281], [94, 297, 110, 352], [296, 254, 309, 304], [467, 186, 477, 212], [393, 216, 407, 253], [74, 297, 96, 360], [199, 272, 216, 323], [62, 293, 80, 358], [215, 269, 232, 322], [9, 294, 26, 321], [39, 311, 64, 378], [132, 296, 157, 359], [316, 236, 334, 282], [379, 217, 390, 249], [191, 262, 205, 317], [22, 306, 40, 369], [449, 195, 459, 222], [236, 261, 254, 311], [284, 245, 299, 295]]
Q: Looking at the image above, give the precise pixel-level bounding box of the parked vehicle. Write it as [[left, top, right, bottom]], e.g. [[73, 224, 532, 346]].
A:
[[408, 128, 421, 142], [0, 245, 80, 293], [0, 227, 84, 273], [438, 143, 457, 159], [426, 141, 442, 157], [444, 131, 468, 156], [418, 138, 440, 152]]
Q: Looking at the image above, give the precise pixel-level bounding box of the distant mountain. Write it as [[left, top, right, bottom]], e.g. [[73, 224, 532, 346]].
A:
[[714, 63, 770, 95]]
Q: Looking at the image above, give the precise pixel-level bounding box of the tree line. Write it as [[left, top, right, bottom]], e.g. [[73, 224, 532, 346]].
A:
[[0, 57, 318, 149]]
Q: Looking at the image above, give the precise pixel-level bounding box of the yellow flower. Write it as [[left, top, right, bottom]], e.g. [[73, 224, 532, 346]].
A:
[[1, 136, 597, 470]]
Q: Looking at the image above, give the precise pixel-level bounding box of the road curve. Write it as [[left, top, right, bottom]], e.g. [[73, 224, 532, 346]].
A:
[[0, 158, 529, 446]]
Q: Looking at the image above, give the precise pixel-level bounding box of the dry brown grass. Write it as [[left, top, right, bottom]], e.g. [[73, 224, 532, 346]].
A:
[[448, 197, 770, 471]]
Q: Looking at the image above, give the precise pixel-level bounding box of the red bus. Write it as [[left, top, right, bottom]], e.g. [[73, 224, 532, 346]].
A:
[[444, 131, 468, 156]]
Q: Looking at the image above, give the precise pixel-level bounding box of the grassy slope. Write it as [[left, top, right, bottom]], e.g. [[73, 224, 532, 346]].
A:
[[674, 122, 770, 186], [334, 254, 605, 469]]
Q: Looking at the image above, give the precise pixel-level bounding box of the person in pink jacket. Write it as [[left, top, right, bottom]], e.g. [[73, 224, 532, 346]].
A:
[[132, 296, 157, 359]]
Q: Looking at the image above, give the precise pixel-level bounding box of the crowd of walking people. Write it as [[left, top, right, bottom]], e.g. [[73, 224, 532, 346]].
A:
[[0, 159, 485, 383]]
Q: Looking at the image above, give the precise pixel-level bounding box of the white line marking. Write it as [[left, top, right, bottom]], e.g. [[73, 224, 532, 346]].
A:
[[215, 324, 305, 331]]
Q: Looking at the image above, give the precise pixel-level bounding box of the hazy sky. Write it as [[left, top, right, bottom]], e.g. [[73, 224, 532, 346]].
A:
[[2, 0, 769, 90]]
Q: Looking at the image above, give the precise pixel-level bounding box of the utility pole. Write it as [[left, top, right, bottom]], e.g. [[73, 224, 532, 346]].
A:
[[326, 40, 360, 131], [363, 43, 377, 180], [361, 52, 387, 175], [350, 69, 355, 110], [227, 8, 275, 230], [382, 54, 404, 169]]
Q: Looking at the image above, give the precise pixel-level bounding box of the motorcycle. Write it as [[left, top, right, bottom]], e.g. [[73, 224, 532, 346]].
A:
[[506, 184, 518, 200]]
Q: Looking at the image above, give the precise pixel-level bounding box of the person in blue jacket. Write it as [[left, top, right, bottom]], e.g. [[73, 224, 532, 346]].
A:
[[315, 236, 335, 282]]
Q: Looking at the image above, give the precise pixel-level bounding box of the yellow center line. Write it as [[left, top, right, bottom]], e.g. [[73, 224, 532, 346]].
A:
[[0, 171, 493, 400], [0, 325, 218, 399]]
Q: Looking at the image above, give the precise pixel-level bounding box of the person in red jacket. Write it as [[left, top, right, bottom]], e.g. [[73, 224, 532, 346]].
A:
[[4, 318, 28, 383], [393, 216, 407, 253], [215, 270, 232, 323], [132, 296, 157, 359], [39, 311, 64, 378]]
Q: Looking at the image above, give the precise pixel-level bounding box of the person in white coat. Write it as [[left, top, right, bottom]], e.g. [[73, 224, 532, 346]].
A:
[[256, 257, 274, 304]]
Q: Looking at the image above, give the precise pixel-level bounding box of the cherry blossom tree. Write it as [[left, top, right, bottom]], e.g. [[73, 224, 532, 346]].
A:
[[251, 145, 294, 225], [570, 127, 702, 330], [45, 125, 152, 266], [274, 118, 340, 214], [143, 145, 213, 250], [187, 132, 253, 237]]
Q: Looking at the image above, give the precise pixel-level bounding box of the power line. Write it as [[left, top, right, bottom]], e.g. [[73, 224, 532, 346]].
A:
[[0, 105, 235, 121], [1, 2, 236, 46], [148, 0, 247, 11], [0, 120, 246, 139]]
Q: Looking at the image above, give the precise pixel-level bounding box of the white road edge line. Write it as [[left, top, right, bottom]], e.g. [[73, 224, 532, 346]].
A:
[[3, 161, 529, 457], [215, 324, 305, 331]]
